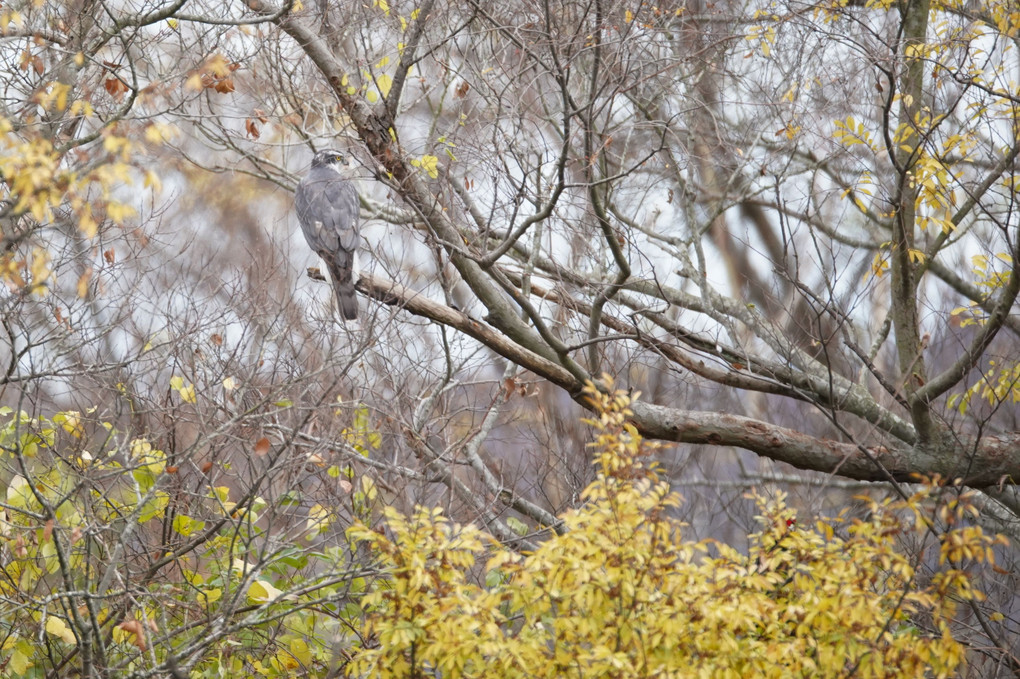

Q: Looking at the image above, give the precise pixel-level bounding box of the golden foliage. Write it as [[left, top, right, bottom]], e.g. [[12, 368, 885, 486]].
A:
[[0, 113, 143, 295], [347, 381, 993, 678]]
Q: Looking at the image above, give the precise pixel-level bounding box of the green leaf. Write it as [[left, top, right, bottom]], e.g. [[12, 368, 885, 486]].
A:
[[278, 490, 302, 507], [173, 514, 206, 536], [138, 491, 170, 523], [507, 516, 529, 536]]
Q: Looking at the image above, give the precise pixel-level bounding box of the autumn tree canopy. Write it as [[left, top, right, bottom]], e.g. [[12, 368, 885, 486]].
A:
[[348, 384, 994, 678], [1, 0, 1020, 676]]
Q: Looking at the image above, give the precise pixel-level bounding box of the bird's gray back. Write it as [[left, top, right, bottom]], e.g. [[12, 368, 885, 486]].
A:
[[295, 166, 360, 253]]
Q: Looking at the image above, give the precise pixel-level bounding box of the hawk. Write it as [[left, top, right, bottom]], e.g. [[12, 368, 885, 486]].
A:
[[294, 149, 361, 320]]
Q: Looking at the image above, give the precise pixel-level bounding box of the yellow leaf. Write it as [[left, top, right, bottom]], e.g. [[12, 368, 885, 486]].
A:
[[179, 383, 196, 403], [30, 198, 49, 222], [143, 170, 162, 193], [411, 154, 440, 179], [248, 580, 283, 603], [9, 649, 31, 674], [52, 82, 69, 112], [360, 476, 378, 501], [45, 616, 77, 645], [625, 9, 633, 23], [105, 201, 136, 223], [102, 134, 131, 157], [76, 269, 92, 297], [144, 122, 177, 144], [130, 438, 153, 457], [289, 637, 312, 665], [171, 375, 197, 403], [306, 503, 332, 536], [79, 209, 98, 238], [69, 99, 93, 117], [56, 411, 83, 438], [29, 248, 50, 292]]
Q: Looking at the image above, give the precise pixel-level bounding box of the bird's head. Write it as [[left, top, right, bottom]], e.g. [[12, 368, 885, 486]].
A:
[[310, 149, 348, 170]]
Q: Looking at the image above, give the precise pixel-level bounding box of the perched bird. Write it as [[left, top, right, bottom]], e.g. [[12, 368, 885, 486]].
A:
[[294, 149, 361, 320]]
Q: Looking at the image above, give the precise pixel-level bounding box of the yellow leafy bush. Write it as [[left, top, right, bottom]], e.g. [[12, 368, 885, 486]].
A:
[[347, 382, 989, 678]]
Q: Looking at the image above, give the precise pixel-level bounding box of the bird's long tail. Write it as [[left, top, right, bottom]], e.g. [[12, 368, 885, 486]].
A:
[[323, 250, 358, 320]]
